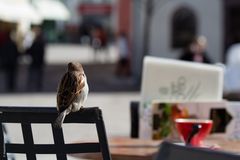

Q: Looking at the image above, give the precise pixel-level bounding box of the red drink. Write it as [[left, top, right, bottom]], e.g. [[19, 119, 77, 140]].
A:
[[175, 118, 213, 147]]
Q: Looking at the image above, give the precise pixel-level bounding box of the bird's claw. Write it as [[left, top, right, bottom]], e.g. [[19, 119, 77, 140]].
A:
[[53, 121, 62, 129]]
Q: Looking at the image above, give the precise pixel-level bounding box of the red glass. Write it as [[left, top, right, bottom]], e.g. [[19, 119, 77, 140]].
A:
[[175, 118, 213, 147]]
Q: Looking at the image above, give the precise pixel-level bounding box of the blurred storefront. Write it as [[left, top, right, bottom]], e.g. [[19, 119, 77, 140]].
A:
[[0, 0, 70, 46], [60, 0, 116, 44], [31, 0, 71, 43], [78, 2, 113, 44]]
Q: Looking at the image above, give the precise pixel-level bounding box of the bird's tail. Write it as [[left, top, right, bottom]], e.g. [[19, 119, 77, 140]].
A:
[[53, 110, 67, 128]]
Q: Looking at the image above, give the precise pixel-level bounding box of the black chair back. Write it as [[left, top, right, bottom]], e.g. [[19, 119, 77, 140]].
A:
[[0, 106, 112, 160]]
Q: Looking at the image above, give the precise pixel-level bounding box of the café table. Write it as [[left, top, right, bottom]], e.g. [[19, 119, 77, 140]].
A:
[[205, 134, 240, 153], [71, 137, 161, 160], [71, 134, 240, 160]]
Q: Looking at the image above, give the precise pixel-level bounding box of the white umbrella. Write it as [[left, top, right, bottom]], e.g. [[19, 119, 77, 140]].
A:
[[0, 0, 42, 24], [32, 0, 70, 21]]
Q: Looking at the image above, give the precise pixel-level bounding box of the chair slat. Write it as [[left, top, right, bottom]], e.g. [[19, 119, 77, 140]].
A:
[[21, 123, 36, 160], [96, 111, 112, 160], [52, 124, 67, 160], [0, 122, 6, 160], [6, 143, 100, 154]]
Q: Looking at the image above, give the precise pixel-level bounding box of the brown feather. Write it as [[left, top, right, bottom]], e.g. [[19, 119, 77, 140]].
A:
[[56, 71, 85, 113]]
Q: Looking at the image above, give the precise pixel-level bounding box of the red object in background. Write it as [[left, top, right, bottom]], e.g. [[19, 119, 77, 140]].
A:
[[0, 31, 7, 45], [117, 0, 131, 39], [78, 4, 112, 15], [175, 118, 213, 147]]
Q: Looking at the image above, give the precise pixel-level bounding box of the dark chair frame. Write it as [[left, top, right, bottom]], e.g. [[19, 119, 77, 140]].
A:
[[130, 101, 139, 138], [155, 141, 240, 160], [0, 106, 112, 160]]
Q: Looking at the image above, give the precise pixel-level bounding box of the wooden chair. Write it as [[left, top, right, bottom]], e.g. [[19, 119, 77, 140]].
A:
[[0, 106, 112, 160], [155, 141, 240, 160]]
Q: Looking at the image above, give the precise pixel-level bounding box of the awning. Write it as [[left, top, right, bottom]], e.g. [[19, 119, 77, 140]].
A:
[[0, 0, 42, 24], [32, 0, 70, 21]]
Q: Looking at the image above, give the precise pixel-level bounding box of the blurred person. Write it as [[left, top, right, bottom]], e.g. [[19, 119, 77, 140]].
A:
[[15, 23, 27, 54], [91, 26, 108, 61], [79, 23, 92, 45], [115, 32, 131, 77], [179, 36, 212, 64], [0, 29, 19, 92], [0, 27, 7, 46], [0, 28, 8, 67], [23, 28, 35, 51], [224, 43, 240, 97], [91, 27, 101, 54], [26, 26, 46, 91]]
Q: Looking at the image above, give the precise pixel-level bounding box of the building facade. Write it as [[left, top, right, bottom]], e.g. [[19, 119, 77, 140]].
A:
[[131, 0, 225, 78]]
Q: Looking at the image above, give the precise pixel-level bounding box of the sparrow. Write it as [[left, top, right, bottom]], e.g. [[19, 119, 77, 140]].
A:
[[54, 62, 89, 128]]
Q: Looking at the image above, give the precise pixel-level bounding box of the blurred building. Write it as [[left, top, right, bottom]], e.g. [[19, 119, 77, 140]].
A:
[[62, 0, 117, 44], [30, 0, 71, 43], [61, 0, 132, 43], [0, 0, 128, 48], [128, 0, 240, 79]]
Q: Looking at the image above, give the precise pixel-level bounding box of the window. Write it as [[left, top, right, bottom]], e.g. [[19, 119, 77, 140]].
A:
[[172, 6, 197, 48]]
